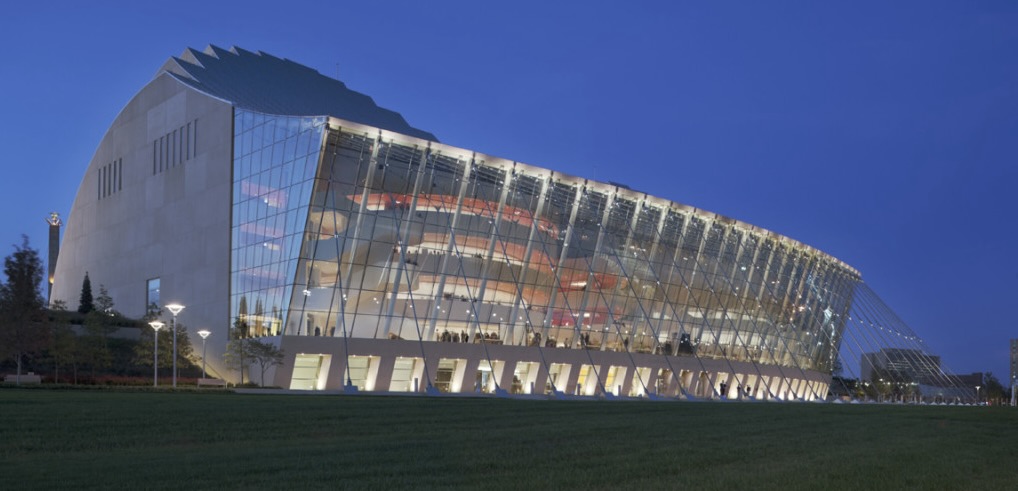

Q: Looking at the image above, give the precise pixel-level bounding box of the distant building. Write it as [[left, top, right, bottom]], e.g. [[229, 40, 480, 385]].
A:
[[861, 348, 944, 385], [954, 372, 984, 388]]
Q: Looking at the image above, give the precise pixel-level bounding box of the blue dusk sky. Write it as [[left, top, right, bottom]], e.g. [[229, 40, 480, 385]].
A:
[[1, 1, 1015, 380]]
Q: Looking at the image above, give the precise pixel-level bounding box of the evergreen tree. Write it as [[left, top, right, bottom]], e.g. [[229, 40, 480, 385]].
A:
[[0, 236, 49, 382], [78, 272, 94, 314]]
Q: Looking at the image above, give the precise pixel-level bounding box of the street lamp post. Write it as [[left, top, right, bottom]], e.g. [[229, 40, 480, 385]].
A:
[[166, 303, 185, 387], [975, 385, 981, 405], [149, 321, 165, 387], [197, 329, 211, 379]]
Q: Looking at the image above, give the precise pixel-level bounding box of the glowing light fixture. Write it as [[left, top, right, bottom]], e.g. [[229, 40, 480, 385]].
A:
[[149, 321, 165, 387], [197, 329, 211, 380], [165, 303, 185, 387]]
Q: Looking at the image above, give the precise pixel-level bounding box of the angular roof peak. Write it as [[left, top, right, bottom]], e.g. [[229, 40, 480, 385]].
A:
[[159, 45, 437, 141]]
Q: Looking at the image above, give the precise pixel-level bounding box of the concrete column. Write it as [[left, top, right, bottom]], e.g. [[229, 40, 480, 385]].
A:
[[373, 357, 396, 392]]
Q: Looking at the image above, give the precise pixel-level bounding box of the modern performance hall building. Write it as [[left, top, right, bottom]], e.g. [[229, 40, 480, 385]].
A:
[[52, 46, 958, 400]]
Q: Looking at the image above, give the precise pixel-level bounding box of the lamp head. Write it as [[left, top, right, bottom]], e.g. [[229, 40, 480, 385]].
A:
[[149, 321, 165, 331], [197, 329, 211, 340], [166, 303, 185, 316]]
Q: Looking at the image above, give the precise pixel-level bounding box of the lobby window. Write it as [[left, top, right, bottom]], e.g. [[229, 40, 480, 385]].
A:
[[146, 278, 160, 312]]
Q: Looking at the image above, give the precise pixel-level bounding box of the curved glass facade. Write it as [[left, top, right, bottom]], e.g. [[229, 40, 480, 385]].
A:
[[232, 108, 862, 398]]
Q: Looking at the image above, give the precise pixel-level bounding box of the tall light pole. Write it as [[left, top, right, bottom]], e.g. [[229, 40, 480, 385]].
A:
[[975, 385, 981, 405], [149, 321, 165, 387], [197, 329, 211, 379], [166, 303, 185, 387]]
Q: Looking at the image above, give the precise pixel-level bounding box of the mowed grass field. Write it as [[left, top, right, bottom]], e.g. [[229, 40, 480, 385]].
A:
[[2, 388, 1016, 490]]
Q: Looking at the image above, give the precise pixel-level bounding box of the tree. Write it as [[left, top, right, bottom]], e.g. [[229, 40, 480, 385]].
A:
[[78, 272, 94, 314], [248, 339, 284, 387], [133, 302, 167, 378], [48, 322, 78, 384], [171, 321, 195, 374], [982, 372, 1006, 405], [95, 284, 117, 316], [224, 317, 251, 384], [133, 321, 173, 375], [44, 293, 76, 383], [223, 338, 250, 383], [80, 284, 119, 379], [0, 237, 49, 383], [134, 317, 195, 380], [81, 311, 114, 380]]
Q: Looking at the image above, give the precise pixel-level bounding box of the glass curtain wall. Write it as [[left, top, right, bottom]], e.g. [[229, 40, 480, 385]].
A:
[[231, 109, 327, 337], [237, 117, 860, 374]]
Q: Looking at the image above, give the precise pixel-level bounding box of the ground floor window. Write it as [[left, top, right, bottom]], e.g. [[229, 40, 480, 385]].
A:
[[512, 362, 537, 394], [545, 363, 569, 394], [630, 367, 651, 397], [391, 357, 420, 392], [475, 359, 502, 394], [656, 368, 673, 396], [290, 354, 329, 390], [346, 356, 373, 390], [576, 365, 594, 395], [604, 366, 626, 396], [435, 358, 462, 393]]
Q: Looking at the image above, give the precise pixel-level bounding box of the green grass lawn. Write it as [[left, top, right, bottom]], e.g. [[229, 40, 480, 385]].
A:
[[2, 388, 1016, 490]]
